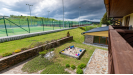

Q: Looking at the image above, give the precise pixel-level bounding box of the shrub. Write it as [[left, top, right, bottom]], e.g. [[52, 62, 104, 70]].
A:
[[78, 64, 86, 69], [39, 51, 47, 55], [78, 27, 85, 30], [71, 65, 76, 70], [76, 68, 83, 74], [14, 49, 21, 53], [39, 50, 47, 58], [21, 47, 28, 51], [2, 52, 12, 57], [66, 64, 70, 68], [51, 48, 54, 51]]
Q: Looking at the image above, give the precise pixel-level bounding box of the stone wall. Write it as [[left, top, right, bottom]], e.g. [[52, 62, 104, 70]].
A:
[[0, 36, 73, 71], [84, 35, 94, 44]]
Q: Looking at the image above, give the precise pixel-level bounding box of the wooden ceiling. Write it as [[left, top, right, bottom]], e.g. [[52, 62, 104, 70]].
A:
[[104, 0, 133, 18]]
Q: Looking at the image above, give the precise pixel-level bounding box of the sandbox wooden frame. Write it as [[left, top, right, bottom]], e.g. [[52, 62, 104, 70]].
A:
[[59, 47, 86, 59]]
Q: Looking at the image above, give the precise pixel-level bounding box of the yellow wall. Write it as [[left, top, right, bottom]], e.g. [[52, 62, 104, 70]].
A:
[[85, 31, 108, 37], [122, 13, 133, 26]]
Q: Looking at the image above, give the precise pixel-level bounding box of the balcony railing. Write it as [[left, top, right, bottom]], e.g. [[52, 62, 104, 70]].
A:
[[108, 25, 133, 74]]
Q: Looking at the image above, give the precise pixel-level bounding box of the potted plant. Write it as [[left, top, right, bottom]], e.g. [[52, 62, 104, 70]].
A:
[[67, 31, 70, 37]]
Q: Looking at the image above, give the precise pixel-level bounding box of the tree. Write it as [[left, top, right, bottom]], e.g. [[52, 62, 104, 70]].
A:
[[100, 12, 112, 25]]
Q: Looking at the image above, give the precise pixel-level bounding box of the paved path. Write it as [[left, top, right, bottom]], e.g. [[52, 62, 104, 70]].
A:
[[84, 49, 108, 74]]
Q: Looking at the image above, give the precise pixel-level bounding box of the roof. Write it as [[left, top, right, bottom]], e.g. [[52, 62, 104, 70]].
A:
[[82, 26, 109, 37], [104, 0, 133, 18], [82, 26, 109, 34]]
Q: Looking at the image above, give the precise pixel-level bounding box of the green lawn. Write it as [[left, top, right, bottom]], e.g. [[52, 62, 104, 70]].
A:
[[20, 25, 107, 74], [0, 25, 107, 74], [22, 42, 107, 74], [0, 27, 85, 55]]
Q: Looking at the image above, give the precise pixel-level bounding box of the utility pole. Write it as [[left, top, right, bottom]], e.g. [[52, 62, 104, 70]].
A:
[[79, 7, 81, 26], [48, 11, 50, 26]]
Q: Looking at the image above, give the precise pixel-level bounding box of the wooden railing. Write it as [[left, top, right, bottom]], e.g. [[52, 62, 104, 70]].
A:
[[108, 25, 133, 74]]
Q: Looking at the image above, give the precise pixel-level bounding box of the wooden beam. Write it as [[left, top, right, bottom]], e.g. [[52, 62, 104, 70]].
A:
[[99, 36, 101, 43], [106, 37, 108, 44]]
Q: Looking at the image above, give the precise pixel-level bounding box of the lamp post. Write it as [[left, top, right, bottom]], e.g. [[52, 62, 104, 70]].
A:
[[26, 4, 33, 26], [79, 7, 81, 26], [62, 0, 64, 29], [48, 11, 50, 26]]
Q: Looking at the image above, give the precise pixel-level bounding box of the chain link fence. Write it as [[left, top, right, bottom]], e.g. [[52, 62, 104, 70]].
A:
[[0, 17, 92, 37]]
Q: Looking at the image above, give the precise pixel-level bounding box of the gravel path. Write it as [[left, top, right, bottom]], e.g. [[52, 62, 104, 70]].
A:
[[0, 56, 42, 74], [84, 49, 108, 74]]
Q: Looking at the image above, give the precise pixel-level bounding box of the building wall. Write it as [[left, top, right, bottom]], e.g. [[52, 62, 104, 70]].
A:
[[84, 35, 94, 44], [122, 13, 133, 27]]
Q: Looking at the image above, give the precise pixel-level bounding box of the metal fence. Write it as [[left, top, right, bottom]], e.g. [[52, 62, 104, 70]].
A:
[[0, 17, 92, 37]]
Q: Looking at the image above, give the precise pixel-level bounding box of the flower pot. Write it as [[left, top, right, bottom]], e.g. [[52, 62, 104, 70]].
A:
[[67, 34, 70, 37]]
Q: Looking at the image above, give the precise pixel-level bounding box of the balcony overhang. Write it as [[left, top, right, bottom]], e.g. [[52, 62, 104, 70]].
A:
[[104, 0, 133, 18]]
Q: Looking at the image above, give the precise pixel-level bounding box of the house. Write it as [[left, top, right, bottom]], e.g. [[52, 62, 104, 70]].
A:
[[104, 0, 133, 74], [82, 26, 108, 47]]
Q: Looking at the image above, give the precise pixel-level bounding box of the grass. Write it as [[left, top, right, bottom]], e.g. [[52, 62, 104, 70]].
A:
[[41, 63, 69, 74], [0, 28, 85, 55], [21, 41, 107, 74], [1, 25, 107, 74], [22, 56, 54, 73]]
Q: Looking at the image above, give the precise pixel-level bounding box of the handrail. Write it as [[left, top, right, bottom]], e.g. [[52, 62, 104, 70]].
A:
[[108, 25, 133, 74]]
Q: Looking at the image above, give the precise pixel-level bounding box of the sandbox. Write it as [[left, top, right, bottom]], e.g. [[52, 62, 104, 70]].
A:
[[59, 46, 86, 59]]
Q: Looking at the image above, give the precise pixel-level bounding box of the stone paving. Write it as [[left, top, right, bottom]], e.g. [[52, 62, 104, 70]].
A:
[[84, 49, 108, 74]]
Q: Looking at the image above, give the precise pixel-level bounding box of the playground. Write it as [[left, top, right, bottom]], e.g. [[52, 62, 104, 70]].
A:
[[60, 45, 86, 59]]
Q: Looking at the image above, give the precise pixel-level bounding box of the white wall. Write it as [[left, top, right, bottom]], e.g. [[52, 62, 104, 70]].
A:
[[122, 13, 133, 27]]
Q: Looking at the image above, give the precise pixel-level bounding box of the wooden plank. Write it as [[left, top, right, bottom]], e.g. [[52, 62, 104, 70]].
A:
[[110, 30, 133, 73], [116, 29, 133, 33], [109, 25, 114, 29], [123, 34, 133, 39]]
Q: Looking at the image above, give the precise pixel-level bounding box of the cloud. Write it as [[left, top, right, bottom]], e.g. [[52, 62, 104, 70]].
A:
[[0, 0, 106, 22]]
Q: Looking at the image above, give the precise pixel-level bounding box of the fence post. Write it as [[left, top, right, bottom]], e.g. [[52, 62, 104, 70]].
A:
[[69, 23, 70, 28], [53, 21, 54, 30], [27, 18, 30, 33], [3, 17, 8, 36], [42, 19, 44, 31]]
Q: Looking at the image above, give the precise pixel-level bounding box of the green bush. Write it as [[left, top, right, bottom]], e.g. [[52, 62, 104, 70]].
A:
[[2, 52, 12, 57], [39, 50, 47, 55], [78, 64, 86, 69], [51, 48, 54, 51], [66, 64, 70, 68], [76, 68, 83, 74], [78, 27, 85, 30], [21, 47, 28, 51], [71, 65, 76, 70]]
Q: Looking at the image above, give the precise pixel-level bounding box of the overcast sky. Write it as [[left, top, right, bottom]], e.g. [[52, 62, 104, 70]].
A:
[[0, 0, 106, 22]]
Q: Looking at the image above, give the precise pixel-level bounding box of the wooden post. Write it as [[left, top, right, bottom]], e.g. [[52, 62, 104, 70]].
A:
[[106, 37, 107, 44], [99, 36, 100, 43]]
